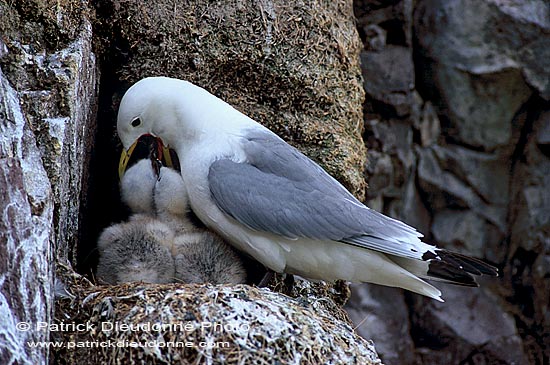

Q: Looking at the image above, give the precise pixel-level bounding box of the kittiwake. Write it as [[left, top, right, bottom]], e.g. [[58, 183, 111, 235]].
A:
[[116, 76, 498, 301], [153, 164, 247, 284], [96, 214, 176, 284], [120, 157, 247, 284]]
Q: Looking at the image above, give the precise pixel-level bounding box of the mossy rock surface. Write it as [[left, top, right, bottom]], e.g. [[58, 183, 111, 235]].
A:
[[94, 0, 366, 199]]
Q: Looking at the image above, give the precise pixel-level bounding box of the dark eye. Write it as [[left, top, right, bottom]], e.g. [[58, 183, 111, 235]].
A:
[[131, 118, 141, 127]]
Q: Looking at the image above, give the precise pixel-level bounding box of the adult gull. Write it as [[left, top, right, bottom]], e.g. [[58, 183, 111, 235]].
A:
[[117, 77, 498, 301]]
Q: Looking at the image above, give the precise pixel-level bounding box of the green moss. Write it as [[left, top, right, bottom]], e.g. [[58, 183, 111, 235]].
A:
[[0, 0, 90, 52]]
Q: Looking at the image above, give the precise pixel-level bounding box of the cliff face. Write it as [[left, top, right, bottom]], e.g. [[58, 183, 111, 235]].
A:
[[0, 1, 377, 363], [347, 1, 549, 364], [1, 0, 548, 364], [0, 1, 97, 363]]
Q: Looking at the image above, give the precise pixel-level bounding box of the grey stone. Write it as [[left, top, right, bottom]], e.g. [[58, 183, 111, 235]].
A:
[[363, 24, 386, 51], [365, 119, 414, 191], [415, 0, 550, 96], [411, 284, 529, 365], [355, 0, 549, 362], [365, 149, 394, 197], [392, 121, 415, 171], [2, 20, 98, 263], [415, 101, 440, 147], [510, 132, 550, 252], [432, 209, 504, 263], [366, 118, 412, 155], [431, 145, 510, 207], [361, 46, 415, 116], [0, 3, 98, 363], [366, 194, 385, 213], [355, 0, 414, 47], [421, 146, 508, 261], [0, 70, 55, 365], [535, 110, 550, 146], [416, 146, 506, 231], [508, 106, 550, 361], [397, 170, 431, 235], [431, 67, 529, 150], [26, 27, 97, 263], [346, 284, 415, 365], [415, 0, 542, 149]]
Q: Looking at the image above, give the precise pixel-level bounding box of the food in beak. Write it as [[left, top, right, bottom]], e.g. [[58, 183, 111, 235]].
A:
[[118, 135, 174, 180]]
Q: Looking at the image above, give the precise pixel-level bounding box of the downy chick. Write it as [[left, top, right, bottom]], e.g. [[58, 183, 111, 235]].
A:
[[96, 214, 175, 284], [153, 165, 247, 284]]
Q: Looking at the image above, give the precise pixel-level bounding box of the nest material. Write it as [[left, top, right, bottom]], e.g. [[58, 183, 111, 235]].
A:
[[53, 264, 381, 364]]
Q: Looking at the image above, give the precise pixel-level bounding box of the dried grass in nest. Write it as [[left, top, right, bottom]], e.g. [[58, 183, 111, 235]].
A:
[[53, 264, 381, 364]]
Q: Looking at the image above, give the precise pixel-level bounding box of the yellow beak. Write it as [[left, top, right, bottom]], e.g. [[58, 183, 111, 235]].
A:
[[118, 140, 138, 180], [118, 139, 175, 180]]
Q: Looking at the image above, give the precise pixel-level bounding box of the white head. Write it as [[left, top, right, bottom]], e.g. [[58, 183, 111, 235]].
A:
[[117, 77, 250, 150], [117, 77, 189, 151]]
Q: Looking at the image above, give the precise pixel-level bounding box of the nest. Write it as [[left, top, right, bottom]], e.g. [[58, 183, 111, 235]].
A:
[[53, 264, 380, 364]]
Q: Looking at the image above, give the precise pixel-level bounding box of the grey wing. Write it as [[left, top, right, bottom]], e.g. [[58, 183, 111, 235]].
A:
[[207, 130, 429, 260]]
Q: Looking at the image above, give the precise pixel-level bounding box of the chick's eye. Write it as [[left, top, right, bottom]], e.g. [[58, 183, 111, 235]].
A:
[[131, 118, 141, 127]]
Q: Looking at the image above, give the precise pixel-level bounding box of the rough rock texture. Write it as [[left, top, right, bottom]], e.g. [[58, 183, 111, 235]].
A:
[[0, 0, 98, 263], [409, 282, 529, 365], [0, 0, 98, 363], [347, 284, 416, 365], [0, 69, 55, 365], [415, 0, 542, 151], [349, 0, 549, 364], [1, 0, 378, 363], [508, 107, 550, 364]]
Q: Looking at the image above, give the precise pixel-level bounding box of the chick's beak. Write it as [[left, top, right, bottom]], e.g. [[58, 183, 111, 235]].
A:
[[162, 145, 174, 169]]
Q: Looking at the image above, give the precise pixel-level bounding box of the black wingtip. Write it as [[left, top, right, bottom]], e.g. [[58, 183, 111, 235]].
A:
[[423, 249, 498, 286], [427, 260, 480, 287], [440, 250, 499, 276]]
